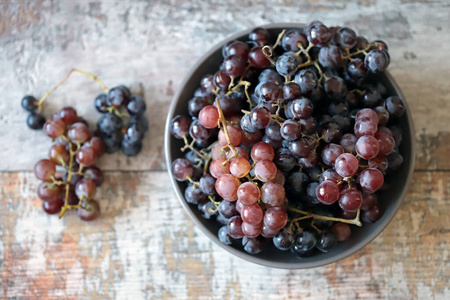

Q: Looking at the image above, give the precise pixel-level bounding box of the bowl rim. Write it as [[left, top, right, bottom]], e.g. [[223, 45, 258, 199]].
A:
[[164, 23, 416, 269]]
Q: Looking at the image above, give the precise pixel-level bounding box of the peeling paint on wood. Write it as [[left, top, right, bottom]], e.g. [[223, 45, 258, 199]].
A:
[[1, 0, 449, 299]]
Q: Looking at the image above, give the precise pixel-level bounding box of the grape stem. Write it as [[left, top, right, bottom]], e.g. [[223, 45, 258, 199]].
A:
[[288, 206, 362, 227], [207, 195, 220, 212], [181, 135, 208, 160], [215, 98, 238, 158], [36, 68, 109, 113], [59, 141, 76, 219]]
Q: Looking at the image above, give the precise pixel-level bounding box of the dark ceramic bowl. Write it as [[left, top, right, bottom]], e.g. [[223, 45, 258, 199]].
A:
[[164, 23, 415, 269]]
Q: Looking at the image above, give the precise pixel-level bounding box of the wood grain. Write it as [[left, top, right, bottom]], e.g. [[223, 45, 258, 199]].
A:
[[0, 0, 449, 299]]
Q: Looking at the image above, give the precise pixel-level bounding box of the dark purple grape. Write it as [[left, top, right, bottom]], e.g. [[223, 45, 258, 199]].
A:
[[27, 112, 46, 130], [172, 158, 194, 182], [283, 82, 302, 102], [321, 122, 342, 143], [249, 28, 270, 46], [198, 201, 217, 219], [291, 229, 318, 257], [324, 76, 347, 100], [248, 46, 271, 69], [347, 58, 368, 81], [362, 89, 381, 107], [121, 140, 142, 156], [276, 51, 301, 77], [223, 40, 250, 60], [184, 184, 207, 205], [126, 96, 146, 118], [213, 70, 231, 90], [281, 30, 307, 52], [315, 230, 337, 252], [290, 97, 313, 119], [199, 173, 216, 196], [97, 113, 122, 135], [77, 200, 100, 221], [318, 45, 343, 68], [242, 236, 263, 254], [273, 229, 295, 251], [94, 94, 109, 113], [249, 105, 271, 129], [339, 188, 363, 211], [258, 69, 282, 84], [321, 143, 344, 166], [299, 117, 316, 134], [255, 81, 283, 104], [274, 147, 296, 171], [305, 21, 331, 47], [333, 27, 357, 48], [374, 106, 389, 125], [200, 74, 215, 93], [170, 115, 191, 139], [384, 96, 405, 118], [295, 69, 318, 94], [240, 114, 258, 134], [189, 119, 212, 141], [21, 95, 38, 112], [223, 54, 246, 77], [218, 226, 233, 245], [107, 86, 130, 107], [364, 50, 389, 73], [298, 151, 319, 169], [289, 138, 311, 158], [280, 119, 302, 141], [319, 169, 342, 183], [362, 203, 382, 223]]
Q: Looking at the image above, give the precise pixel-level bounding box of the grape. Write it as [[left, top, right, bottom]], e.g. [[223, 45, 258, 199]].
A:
[[94, 94, 109, 113], [295, 69, 318, 94], [83, 166, 104, 187], [276, 51, 301, 77], [223, 40, 250, 60], [241, 222, 263, 238], [209, 158, 230, 179], [359, 168, 384, 192], [261, 224, 279, 238], [171, 158, 194, 181], [331, 222, 351, 242], [333, 27, 357, 48], [354, 36, 369, 50], [281, 30, 307, 51], [37, 182, 62, 202], [21, 95, 38, 112], [319, 169, 342, 184], [43, 118, 66, 139], [291, 229, 317, 257], [375, 131, 395, 155], [49, 144, 70, 166], [218, 200, 237, 219], [223, 54, 246, 77], [273, 229, 295, 251], [68, 122, 91, 143], [362, 89, 381, 107], [387, 152, 403, 171], [329, 102, 349, 117], [369, 155, 388, 174], [384, 96, 405, 118], [198, 105, 219, 129], [242, 236, 263, 254], [215, 174, 240, 201], [362, 203, 382, 223], [318, 45, 343, 68], [34, 159, 56, 182], [356, 108, 379, 124], [107, 86, 130, 107], [230, 157, 251, 178], [297, 151, 319, 169], [27, 112, 46, 130], [248, 46, 271, 69], [241, 204, 264, 225], [374, 106, 389, 126], [264, 207, 287, 231], [324, 76, 347, 100], [199, 201, 217, 219], [321, 143, 344, 166], [240, 114, 258, 134], [283, 82, 302, 102], [261, 181, 285, 207], [213, 70, 231, 90], [265, 122, 282, 142], [354, 117, 377, 138], [249, 105, 271, 129], [355, 135, 380, 160], [347, 58, 368, 81], [316, 180, 340, 205], [361, 191, 377, 211], [226, 147, 249, 161], [77, 200, 100, 221], [227, 215, 244, 239], [189, 119, 212, 141], [254, 160, 277, 182], [97, 113, 122, 135], [321, 122, 342, 143], [251, 142, 275, 162], [290, 97, 313, 119], [218, 226, 233, 245], [101, 131, 122, 154], [305, 21, 331, 46], [75, 178, 97, 200], [76, 146, 97, 166], [258, 69, 282, 84], [43, 199, 63, 215], [184, 184, 207, 205], [249, 27, 269, 46], [200, 74, 215, 93], [274, 148, 295, 171], [273, 169, 286, 185], [364, 49, 389, 73], [315, 230, 337, 252], [299, 117, 316, 134], [127, 96, 146, 118], [280, 119, 302, 141], [335, 153, 359, 177], [255, 82, 282, 104], [218, 125, 241, 147], [88, 137, 106, 158], [288, 138, 311, 159], [339, 188, 363, 211], [57, 107, 78, 125]]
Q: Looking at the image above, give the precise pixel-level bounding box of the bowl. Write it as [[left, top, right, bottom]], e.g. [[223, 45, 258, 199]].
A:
[[164, 23, 415, 269]]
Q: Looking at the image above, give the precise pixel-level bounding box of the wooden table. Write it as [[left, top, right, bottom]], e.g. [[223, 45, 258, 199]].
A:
[[1, 1, 449, 299]]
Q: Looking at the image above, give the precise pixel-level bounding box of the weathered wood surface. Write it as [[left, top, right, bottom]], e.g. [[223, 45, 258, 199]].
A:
[[0, 0, 449, 299]]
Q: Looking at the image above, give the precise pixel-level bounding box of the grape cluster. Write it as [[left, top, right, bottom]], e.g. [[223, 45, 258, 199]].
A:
[[20, 69, 149, 220], [95, 85, 149, 156], [171, 21, 405, 257], [33, 106, 104, 220]]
